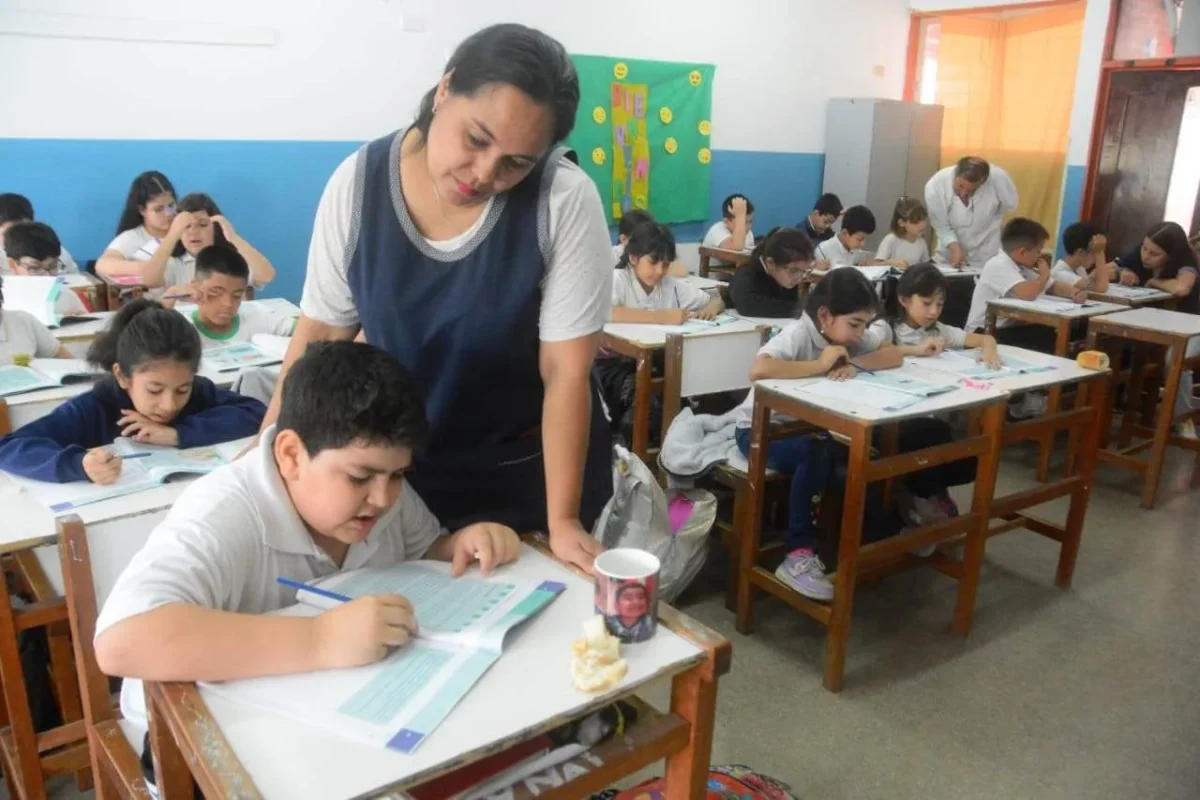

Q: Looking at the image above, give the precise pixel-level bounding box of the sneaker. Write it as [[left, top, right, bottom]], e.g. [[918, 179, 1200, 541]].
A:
[[935, 490, 960, 518], [1177, 420, 1198, 440], [774, 549, 834, 602], [910, 494, 949, 526]]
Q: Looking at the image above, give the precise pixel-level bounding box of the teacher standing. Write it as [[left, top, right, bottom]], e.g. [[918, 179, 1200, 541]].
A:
[[261, 24, 614, 572], [925, 156, 1019, 269]]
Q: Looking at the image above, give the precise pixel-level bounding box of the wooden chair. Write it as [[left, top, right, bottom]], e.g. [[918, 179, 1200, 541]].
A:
[[696, 246, 748, 282], [57, 515, 152, 798]]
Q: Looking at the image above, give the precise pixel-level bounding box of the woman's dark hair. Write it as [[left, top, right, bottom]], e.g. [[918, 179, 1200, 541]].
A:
[[115, 171, 176, 236], [617, 221, 675, 269], [890, 196, 929, 236], [744, 226, 814, 273], [885, 263, 947, 325], [1145, 221, 1199, 279], [173, 193, 227, 257], [413, 24, 579, 145], [86, 298, 202, 377], [804, 267, 877, 327]]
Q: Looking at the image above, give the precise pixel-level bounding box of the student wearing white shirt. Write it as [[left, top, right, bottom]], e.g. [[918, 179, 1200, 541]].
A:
[[814, 205, 901, 268], [95, 171, 193, 293], [1050, 221, 1112, 291], [3, 222, 89, 316], [173, 193, 276, 289], [93, 342, 521, 761], [0, 193, 79, 274], [925, 157, 1019, 268], [182, 245, 296, 349], [702, 194, 755, 260], [610, 222, 722, 323], [875, 197, 932, 268], [0, 281, 72, 363]]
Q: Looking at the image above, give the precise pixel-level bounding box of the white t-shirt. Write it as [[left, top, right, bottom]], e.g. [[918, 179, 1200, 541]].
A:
[[104, 226, 193, 292], [610, 268, 709, 313], [870, 319, 968, 349], [735, 314, 882, 428], [95, 425, 445, 734], [189, 304, 297, 350], [0, 245, 78, 275], [0, 309, 61, 363], [300, 148, 612, 343], [965, 252, 1043, 332], [925, 164, 1019, 268], [611, 242, 625, 264], [815, 236, 860, 267], [1050, 258, 1087, 286], [875, 233, 930, 265], [702, 221, 754, 254]]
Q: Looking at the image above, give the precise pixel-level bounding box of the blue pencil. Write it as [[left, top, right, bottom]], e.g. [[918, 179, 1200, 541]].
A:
[[849, 360, 877, 376], [277, 576, 351, 603]]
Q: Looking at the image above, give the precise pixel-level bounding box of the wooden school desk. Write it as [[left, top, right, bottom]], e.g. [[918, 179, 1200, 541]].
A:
[[601, 319, 761, 462], [54, 312, 115, 358], [1086, 285, 1175, 309], [62, 273, 108, 313], [985, 297, 1125, 481], [0, 476, 189, 800], [697, 246, 750, 280], [736, 365, 1009, 692], [1086, 308, 1200, 509], [140, 541, 731, 800]]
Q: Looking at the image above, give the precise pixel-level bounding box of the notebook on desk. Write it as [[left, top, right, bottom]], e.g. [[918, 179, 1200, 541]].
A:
[[203, 562, 566, 754], [0, 275, 97, 328], [799, 371, 955, 411], [910, 349, 1056, 381], [202, 342, 283, 373], [0, 360, 102, 397]]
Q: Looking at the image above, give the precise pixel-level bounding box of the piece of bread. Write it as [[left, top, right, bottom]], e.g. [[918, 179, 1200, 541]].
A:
[[1076, 350, 1110, 370], [571, 615, 628, 693]]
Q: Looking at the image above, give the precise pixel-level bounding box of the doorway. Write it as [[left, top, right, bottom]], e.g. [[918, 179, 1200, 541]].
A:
[[1088, 69, 1200, 255]]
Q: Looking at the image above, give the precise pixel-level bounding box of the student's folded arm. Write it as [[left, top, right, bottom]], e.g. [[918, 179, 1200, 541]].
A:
[[0, 395, 108, 482], [1047, 280, 1079, 299], [610, 306, 677, 324], [1008, 278, 1049, 301], [231, 236, 276, 285], [856, 347, 904, 370], [749, 354, 825, 381], [173, 384, 268, 449], [94, 249, 146, 279], [1149, 269, 1196, 298]]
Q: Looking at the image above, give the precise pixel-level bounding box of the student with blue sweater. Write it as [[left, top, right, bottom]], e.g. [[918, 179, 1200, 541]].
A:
[[0, 299, 266, 484]]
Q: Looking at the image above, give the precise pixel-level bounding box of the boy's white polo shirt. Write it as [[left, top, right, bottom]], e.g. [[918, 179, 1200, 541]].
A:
[[96, 424, 445, 735]]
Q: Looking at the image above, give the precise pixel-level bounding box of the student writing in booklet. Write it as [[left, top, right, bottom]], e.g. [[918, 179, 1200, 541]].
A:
[[3, 222, 88, 316], [0, 275, 73, 364], [0, 193, 79, 274], [727, 226, 813, 318], [169, 192, 277, 289], [815, 205, 903, 269], [609, 221, 723, 324], [613, 209, 687, 276], [1051, 221, 1112, 292], [874, 197, 931, 269], [92, 341, 521, 760], [798, 192, 842, 246], [0, 299, 265, 484], [176, 244, 295, 349], [95, 171, 193, 294]]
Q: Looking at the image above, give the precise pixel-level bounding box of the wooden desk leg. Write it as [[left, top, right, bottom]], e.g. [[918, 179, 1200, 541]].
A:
[[1036, 321, 1072, 482], [823, 429, 870, 693], [1142, 342, 1185, 509], [1064, 378, 1086, 477], [631, 351, 653, 463], [880, 424, 899, 509], [663, 662, 719, 800], [147, 685, 194, 799], [1119, 342, 1148, 449], [0, 568, 47, 799], [951, 402, 1005, 636], [736, 396, 772, 635], [1057, 375, 1107, 587]]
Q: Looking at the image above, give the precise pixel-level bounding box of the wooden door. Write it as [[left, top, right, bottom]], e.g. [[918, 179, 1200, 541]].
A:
[[1090, 70, 1200, 255]]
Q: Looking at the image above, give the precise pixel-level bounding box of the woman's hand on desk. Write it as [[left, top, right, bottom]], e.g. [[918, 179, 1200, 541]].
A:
[[549, 520, 603, 575], [82, 448, 123, 485], [1119, 270, 1140, 287], [316, 595, 417, 669], [440, 522, 521, 577], [119, 410, 179, 446]]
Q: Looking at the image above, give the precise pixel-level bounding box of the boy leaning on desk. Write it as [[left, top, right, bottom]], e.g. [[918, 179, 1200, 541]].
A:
[[93, 341, 522, 770]]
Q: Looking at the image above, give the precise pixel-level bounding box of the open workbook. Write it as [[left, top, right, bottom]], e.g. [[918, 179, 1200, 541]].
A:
[[202, 562, 566, 755], [201, 341, 284, 373], [0, 360, 102, 398], [798, 370, 957, 411], [909, 349, 1056, 381], [1, 275, 97, 328]]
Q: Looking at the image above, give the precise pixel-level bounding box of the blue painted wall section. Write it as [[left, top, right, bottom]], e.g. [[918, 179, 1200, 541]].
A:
[[0, 139, 825, 301], [1056, 164, 1087, 258]]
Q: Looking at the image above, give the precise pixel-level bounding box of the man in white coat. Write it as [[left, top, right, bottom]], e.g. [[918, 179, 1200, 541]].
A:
[[925, 156, 1019, 269]]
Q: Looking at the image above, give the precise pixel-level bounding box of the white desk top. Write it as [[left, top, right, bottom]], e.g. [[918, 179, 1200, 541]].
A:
[[756, 362, 1008, 424], [53, 312, 114, 341], [4, 382, 91, 409], [1089, 285, 1173, 304], [904, 346, 1103, 394], [173, 298, 301, 319], [603, 318, 762, 347], [1088, 306, 1200, 337], [681, 274, 725, 291], [730, 314, 796, 329], [197, 545, 704, 800], [987, 297, 1126, 319]]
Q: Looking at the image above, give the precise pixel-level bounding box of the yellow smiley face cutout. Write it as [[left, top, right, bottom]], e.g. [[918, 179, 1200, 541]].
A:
[[614, 62, 629, 80], [592, 106, 607, 124], [698, 147, 712, 164], [592, 147, 607, 165], [634, 194, 648, 209], [659, 107, 673, 124], [698, 120, 712, 136], [689, 70, 703, 87], [664, 137, 678, 154]]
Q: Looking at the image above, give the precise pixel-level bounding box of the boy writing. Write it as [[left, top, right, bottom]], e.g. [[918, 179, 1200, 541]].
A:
[[799, 192, 843, 245], [94, 341, 522, 739], [1051, 221, 1112, 292], [815, 205, 902, 268], [3, 222, 88, 315], [177, 244, 295, 348]]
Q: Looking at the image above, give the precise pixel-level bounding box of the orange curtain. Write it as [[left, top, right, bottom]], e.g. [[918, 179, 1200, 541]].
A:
[[935, 3, 1086, 238]]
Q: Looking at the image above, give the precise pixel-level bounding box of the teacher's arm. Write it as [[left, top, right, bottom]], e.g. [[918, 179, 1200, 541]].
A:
[[925, 172, 965, 268]]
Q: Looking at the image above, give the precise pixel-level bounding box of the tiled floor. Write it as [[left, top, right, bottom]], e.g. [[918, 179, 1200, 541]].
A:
[[15, 441, 1200, 799]]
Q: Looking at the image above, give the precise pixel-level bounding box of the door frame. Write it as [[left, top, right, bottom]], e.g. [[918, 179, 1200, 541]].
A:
[[1080, 0, 1200, 218]]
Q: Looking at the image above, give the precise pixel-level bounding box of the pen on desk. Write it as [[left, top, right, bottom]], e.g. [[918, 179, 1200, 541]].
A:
[[849, 360, 876, 375], [103, 451, 154, 463], [277, 576, 351, 603]]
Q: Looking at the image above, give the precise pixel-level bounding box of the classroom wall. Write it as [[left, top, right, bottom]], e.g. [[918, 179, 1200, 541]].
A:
[[0, 0, 911, 301]]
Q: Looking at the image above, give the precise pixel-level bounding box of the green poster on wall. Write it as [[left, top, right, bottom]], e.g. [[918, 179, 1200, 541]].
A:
[[567, 54, 715, 225]]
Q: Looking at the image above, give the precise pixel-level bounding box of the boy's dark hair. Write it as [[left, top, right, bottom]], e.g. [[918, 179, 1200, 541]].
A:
[[887, 263, 947, 326], [279, 341, 430, 456], [0, 193, 34, 225], [813, 193, 843, 217], [841, 205, 876, 236], [721, 194, 754, 219], [745, 226, 814, 271], [414, 24, 579, 145], [889, 196, 929, 236], [1001, 218, 1050, 253], [116, 171, 177, 235], [1061, 221, 1103, 256], [804, 267, 877, 327], [87, 298, 202, 376], [194, 244, 249, 281], [1145, 221, 1200, 279], [617, 221, 676, 270], [955, 156, 991, 185], [618, 209, 655, 238], [3, 222, 61, 263]]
